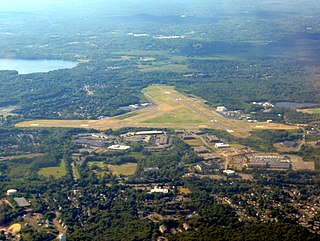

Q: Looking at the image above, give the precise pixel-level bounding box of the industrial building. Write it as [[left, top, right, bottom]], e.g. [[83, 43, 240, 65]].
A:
[[135, 131, 164, 135], [14, 197, 31, 207], [216, 106, 227, 112], [150, 186, 169, 194], [207, 135, 220, 143], [7, 189, 17, 196], [247, 155, 291, 169], [215, 143, 230, 149], [107, 145, 131, 150], [223, 169, 236, 176]]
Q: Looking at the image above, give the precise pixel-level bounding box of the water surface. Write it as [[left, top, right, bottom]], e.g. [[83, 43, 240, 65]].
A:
[[0, 59, 78, 74]]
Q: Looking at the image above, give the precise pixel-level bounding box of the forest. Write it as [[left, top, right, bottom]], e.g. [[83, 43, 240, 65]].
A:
[[0, 1, 320, 122]]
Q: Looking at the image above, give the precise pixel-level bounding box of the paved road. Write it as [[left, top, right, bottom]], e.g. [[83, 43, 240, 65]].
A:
[[71, 161, 78, 182]]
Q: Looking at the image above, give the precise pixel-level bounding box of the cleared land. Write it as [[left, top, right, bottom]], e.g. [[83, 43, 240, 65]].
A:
[[16, 85, 297, 137], [8, 153, 44, 160], [289, 155, 315, 171], [8, 223, 21, 235], [38, 159, 67, 178], [184, 139, 204, 146], [0, 106, 17, 116], [88, 162, 137, 176], [297, 108, 320, 114], [178, 187, 192, 195]]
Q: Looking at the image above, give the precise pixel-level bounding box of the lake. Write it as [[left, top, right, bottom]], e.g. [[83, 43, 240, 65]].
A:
[[0, 59, 78, 74]]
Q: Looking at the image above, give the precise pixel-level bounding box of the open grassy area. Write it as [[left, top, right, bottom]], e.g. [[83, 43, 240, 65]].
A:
[[184, 139, 204, 146], [114, 50, 167, 56], [0, 106, 17, 116], [143, 106, 207, 124], [109, 163, 137, 176], [16, 84, 297, 138], [38, 159, 67, 179], [116, 112, 139, 120], [88, 162, 137, 176], [305, 108, 320, 114], [138, 63, 189, 73], [297, 108, 320, 114], [8, 153, 44, 160]]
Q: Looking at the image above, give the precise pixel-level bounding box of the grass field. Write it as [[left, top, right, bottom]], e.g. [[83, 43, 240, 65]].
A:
[[144, 106, 207, 124], [109, 163, 137, 176], [0, 106, 17, 116], [138, 63, 189, 73], [88, 162, 137, 176], [16, 84, 298, 138], [38, 159, 67, 179], [302, 108, 320, 114], [75, 167, 81, 179], [8, 153, 44, 160], [116, 112, 139, 120], [184, 139, 204, 146]]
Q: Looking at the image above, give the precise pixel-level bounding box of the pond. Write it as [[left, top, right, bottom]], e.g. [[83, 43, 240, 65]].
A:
[[0, 58, 78, 74]]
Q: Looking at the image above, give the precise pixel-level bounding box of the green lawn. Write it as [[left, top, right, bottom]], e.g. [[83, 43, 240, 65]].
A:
[[88, 162, 137, 176], [308, 108, 320, 114], [9, 153, 44, 160], [109, 163, 137, 176], [75, 167, 81, 179], [0, 106, 17, 116], [143, 107, 207, 124], [114, 50, 167, 56], [116, 112, 139, 120], [38, 159, 67, 179], [138, 62, 189, 73], [184, 139, 203, 146]]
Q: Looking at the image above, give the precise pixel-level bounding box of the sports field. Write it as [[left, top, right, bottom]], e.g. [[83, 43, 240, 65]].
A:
[[16, 85, 297, 137]]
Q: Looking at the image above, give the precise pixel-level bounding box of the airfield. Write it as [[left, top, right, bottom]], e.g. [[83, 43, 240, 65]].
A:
[[16, 85, 297, 138]]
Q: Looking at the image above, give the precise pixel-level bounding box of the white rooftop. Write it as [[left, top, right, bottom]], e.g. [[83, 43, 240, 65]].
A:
[[108, 145, 130, 150]]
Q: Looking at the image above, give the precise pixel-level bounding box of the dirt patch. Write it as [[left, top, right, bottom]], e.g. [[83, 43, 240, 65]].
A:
[[158, 103, 182, 111], [148, 213, 164, 223], [296, 109, 314, 114], [83, 85, 94, 96], [289, 155, 315, 171], [8, 224, 21, 235], [178, 187, 192, 195], [238, 173, 253, 180]]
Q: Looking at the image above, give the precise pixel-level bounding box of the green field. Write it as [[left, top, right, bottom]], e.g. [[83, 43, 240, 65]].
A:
[[144, 107, 207, 124], [307, 108, 320, 114], [138, 63, 189, 73], [17, 84, 298, 137], [116, 112, 139, 120], [38, 159, 67, 179], [9, 153, 44, 160], [109, 163, 137, 176], [0, 106, 17, 116], [75, 167, 81, 179], [184, 139, 204, 146], [88, 162, 137, 176]]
